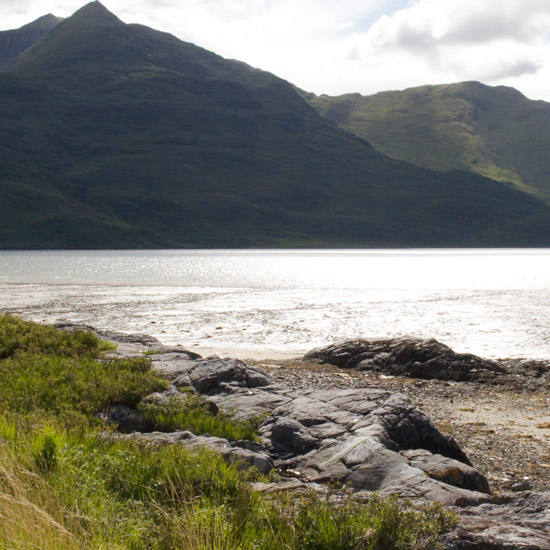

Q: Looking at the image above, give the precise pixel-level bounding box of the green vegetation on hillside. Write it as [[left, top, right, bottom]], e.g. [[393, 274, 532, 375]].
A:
[[0, 314, 456, 548], [308, 82, 550, 204], [2, 3, 550, 248]]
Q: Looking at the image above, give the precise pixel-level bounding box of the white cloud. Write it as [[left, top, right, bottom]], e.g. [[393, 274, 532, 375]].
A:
[[1, 0, 550, 101], [335, 0, 550, 99]]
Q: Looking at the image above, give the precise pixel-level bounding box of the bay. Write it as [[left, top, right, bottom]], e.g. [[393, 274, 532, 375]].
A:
[[1, 249, 549, 359]]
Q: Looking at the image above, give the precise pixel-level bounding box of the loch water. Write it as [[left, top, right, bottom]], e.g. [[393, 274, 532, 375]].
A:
[[1, 249, 550, 359]]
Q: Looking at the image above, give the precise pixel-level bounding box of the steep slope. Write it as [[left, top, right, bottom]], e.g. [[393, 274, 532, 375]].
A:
[[0, 14, 61, 70], [2, 3, 550, 249], [308, 82, 550, 204]]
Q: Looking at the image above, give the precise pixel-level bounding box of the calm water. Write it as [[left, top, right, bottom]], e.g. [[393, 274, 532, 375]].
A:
[[1, 249, 550, 359]]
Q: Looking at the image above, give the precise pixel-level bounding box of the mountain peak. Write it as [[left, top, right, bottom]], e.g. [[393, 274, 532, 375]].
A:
[[10, 1, 126, 73], [24, 14, 63, 31], [0, 12, 62, 70], [69, 1, 123, 26]]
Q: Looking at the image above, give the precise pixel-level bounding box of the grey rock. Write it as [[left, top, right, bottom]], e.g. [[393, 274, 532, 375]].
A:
[[401, 449, 490, 493], [113, 430, 273, 474], [270, 417, 318, 456], [256, 389, 487, 507], [141, 387, 183, 403], [445, 492, 550, 549], [98, 405, 151, 433], [151, 354, 199, 382], [98, 340, 550, 549], [188, 358, 272, 394], [209, 389, 291, 421], [304, 337, 509, 382], [100, 330, 165, 348], [144, 354, 490, 508]]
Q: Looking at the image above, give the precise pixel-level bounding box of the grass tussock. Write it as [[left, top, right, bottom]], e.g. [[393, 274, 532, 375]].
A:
[[0, 315, 457, 549]]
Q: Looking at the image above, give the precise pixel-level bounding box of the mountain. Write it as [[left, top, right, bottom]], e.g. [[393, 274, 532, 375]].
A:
[[2, 2, 550, 249], [307, 82, 550, 204], [0, 14, 61, 70]]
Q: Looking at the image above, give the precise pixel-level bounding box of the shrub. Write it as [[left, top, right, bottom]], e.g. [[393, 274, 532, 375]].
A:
[[0, 314, 112, 359], [0, 352, 167, 425], [235, 489, 456, 550]]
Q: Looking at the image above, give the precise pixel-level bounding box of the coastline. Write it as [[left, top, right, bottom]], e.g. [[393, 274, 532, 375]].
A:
[[4, 314, 549, 547], [3, 247, 550, 364], [9, 314, 550, 493]]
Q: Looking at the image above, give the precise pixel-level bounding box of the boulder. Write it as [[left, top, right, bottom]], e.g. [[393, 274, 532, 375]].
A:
[[401, 449, 490, 493], [150, 353, 199, 381], [257, 389, 489, 504]]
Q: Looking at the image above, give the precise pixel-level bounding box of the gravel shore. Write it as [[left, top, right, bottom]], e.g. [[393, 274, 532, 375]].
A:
[[250, 357, 550, 494]]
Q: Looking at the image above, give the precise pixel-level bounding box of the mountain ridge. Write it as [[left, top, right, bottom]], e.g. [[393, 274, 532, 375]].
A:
[[308, 81, 550, 204], [0, 13, 61, 70], [2, 3, 550, 249]]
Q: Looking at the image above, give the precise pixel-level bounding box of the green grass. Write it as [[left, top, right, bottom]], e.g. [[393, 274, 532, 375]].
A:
[[236, 489, 455, 550], [0, 315, 457, 549], [0, 314, 260, 440], [138, 393, 261, 441], [0, 315, 167, 427], [0, 313, 114, 359]]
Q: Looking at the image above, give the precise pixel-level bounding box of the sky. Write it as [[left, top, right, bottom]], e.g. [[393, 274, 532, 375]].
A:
[[2, 0, 550, 101]]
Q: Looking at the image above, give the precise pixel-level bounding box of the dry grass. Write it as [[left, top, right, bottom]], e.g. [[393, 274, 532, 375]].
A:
[[0, 452, 81, 550]]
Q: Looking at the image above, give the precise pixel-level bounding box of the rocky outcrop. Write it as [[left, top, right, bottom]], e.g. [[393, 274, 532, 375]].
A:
[[303, 337, 550, 388], [54, 322, 202, 359], [145, 353, 490, 504], [98, 347, 473, 497], [94, 330, 550, 549], [261, 390, 490, 504]]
